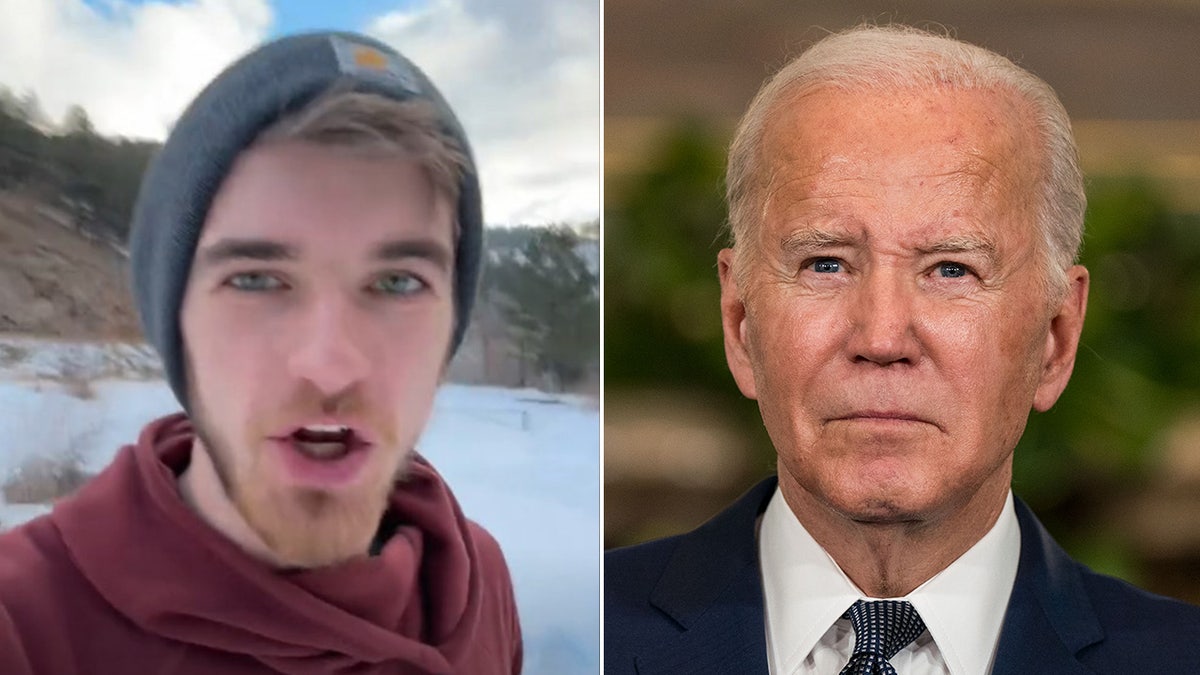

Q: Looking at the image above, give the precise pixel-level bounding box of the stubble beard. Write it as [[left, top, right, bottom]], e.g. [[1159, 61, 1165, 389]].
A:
[[191, 410, 407, 569]]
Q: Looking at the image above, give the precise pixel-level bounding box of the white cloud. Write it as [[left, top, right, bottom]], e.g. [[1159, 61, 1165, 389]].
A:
[[367, 0, 600, 225], [0, 0, 271, 140]]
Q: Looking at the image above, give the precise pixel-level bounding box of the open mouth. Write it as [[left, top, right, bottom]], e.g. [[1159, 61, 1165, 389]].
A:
[[269, 423, 374, 488], [291, 424, 355, 460]]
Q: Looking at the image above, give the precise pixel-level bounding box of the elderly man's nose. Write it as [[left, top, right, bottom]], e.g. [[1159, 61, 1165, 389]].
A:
[[286, 301, 371, 396], [846, 273, 921, 366]]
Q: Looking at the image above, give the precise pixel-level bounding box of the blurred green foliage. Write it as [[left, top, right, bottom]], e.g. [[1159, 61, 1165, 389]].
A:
[[605, 121, 729, 388], [605, 121, 777, 475], [1016, 178, 1200, 506], [605, 122, 1200, 578]]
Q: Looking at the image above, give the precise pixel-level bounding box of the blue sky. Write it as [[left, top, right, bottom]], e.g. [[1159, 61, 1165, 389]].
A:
[[265, 0, 425, 35], [81, 0, 425, 36]]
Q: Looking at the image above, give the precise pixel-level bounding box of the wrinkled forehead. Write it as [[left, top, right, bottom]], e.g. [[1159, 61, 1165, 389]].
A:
[[765, 82, 1041, 175], [749, 84, 1046, 228]]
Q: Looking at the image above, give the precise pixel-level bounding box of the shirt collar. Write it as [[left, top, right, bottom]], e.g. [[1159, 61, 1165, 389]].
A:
[[759, 487, 1020, 675]]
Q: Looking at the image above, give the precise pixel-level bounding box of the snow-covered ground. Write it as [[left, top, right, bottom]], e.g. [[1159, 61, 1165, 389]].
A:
[[0, 336, 599, 673]]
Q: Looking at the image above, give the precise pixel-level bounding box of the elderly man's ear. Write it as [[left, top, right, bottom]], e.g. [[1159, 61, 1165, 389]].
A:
[[718, 248, 759, 400], [1033, 265, 1090, 413]]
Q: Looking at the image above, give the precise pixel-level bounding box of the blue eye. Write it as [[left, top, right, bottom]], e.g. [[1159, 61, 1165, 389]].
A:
[[811, 258, 842, 274], [936, 262, 969, 278], [227, 272, 284, 292], [372, 273, 427, 296]]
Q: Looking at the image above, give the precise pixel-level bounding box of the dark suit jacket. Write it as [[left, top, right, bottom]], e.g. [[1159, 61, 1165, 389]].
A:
[[605, 477, 1200, 674]]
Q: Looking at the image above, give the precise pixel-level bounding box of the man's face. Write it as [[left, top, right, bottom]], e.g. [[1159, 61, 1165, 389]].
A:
[[719, 86, 1088, 525], [179, 141, 455, 567]]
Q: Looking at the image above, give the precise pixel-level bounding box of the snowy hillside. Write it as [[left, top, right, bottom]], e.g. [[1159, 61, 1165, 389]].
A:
[[0, 336, 600, 674]]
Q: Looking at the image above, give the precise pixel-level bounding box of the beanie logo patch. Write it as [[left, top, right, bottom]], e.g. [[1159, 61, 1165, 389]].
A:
[[353, 47, 389, 70], [329, 36, 422, 95]]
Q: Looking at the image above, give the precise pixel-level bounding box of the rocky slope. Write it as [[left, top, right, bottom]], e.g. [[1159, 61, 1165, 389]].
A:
[[0, 191, 138, 339]]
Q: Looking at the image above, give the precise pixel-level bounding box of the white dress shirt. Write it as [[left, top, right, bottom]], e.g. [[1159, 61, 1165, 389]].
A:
[[759, 487, 1021, 675]]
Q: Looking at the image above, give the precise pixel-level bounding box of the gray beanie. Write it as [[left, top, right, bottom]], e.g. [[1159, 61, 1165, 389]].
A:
[[128, 32, 482, 412]]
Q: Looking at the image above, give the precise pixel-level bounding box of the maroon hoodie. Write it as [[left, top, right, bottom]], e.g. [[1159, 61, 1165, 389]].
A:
[[0, 414, 522, 674]]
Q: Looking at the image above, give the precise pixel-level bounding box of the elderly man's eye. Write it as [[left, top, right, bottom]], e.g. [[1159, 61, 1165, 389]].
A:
[[227, 272, 284, 292], [810, 258, 843, 274], [936, 262, 970, 278], [372, 273, 427, 296]]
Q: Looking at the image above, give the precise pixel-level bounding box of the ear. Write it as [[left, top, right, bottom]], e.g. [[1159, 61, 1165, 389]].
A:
[[1033, 265, 1089, 412], [718, 248, 758, 400]]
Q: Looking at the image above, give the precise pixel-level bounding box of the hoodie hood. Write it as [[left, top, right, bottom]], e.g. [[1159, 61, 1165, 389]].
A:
[[51, 413, 484, 674]]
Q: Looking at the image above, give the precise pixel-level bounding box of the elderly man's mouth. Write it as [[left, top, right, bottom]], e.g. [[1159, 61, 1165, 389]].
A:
[[829, 411, 941, 429]]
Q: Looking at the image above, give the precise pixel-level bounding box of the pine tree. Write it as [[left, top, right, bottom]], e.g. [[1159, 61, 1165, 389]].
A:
[[487, 225, 599, 389]]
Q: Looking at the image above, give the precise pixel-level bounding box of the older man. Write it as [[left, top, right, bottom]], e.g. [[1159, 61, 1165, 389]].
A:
[[605, 24, 1200, 675], [0, 33, 520, 674]]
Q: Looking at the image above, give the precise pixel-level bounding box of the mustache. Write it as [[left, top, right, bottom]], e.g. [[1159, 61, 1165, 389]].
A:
[[251, 383, 399, 448]]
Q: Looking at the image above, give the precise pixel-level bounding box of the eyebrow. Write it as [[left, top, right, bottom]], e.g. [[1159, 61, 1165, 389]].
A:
[[916, 235, 999, 268], [194, 237, 454, 273], [779, 229, 1000, 266], [779, 228, 863, 257], [195, 238, 296, 271], [370, 239, 453, 272]]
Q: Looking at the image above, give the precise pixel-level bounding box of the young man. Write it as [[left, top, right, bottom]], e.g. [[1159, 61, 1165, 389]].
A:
[[0, 32, 521, 674]]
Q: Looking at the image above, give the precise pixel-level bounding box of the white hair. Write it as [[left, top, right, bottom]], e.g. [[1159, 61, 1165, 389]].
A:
[[725, 24, 1085, 299]]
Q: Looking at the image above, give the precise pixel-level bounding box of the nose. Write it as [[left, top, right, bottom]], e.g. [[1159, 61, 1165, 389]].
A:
[[285, 296, 372, 398], [845, 268, 921, 367]]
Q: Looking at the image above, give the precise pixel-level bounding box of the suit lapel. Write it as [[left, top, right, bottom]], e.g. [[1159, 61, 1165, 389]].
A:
[[992, 499, 1104, 675], [630, 484, 1107, 674], [634, 477, 776, 675]]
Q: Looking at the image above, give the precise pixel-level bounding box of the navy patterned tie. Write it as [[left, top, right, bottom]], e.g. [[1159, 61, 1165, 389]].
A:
[[838, 600, 927, 675]]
